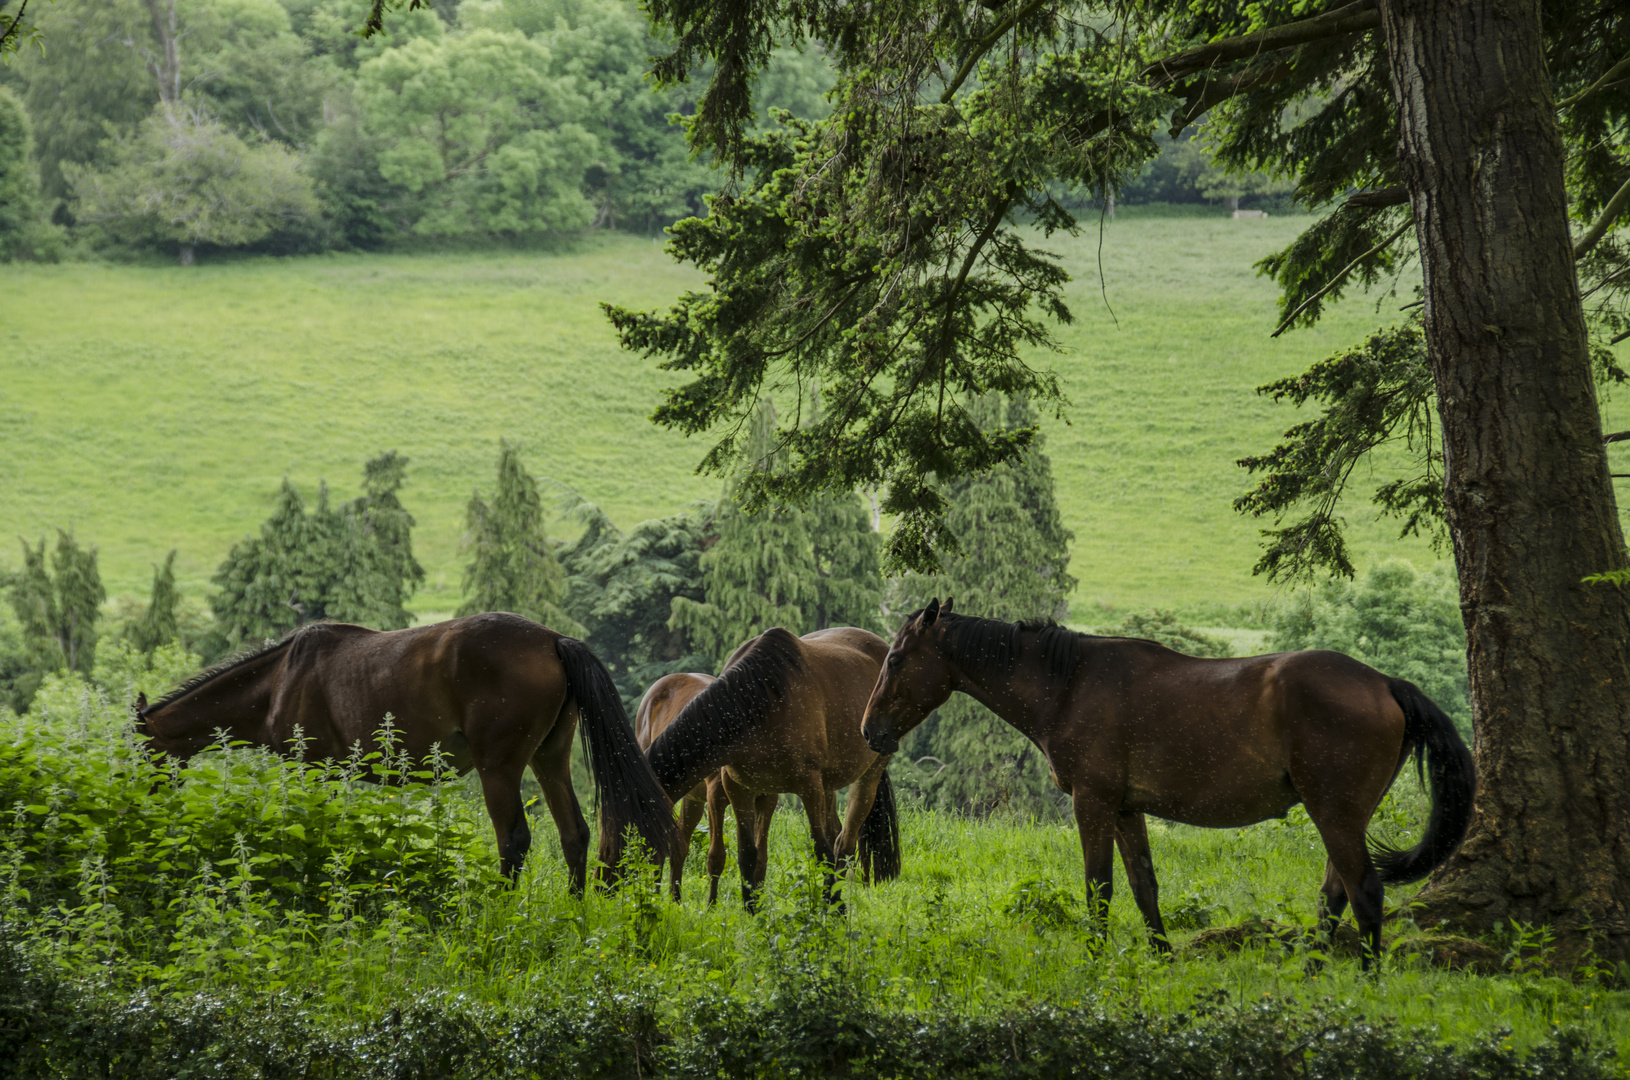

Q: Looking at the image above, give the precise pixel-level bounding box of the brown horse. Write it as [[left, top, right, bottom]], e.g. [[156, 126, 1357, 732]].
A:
[[860, 599, 1475, 966], [619, 626, 901, 909], [634, 672, 781, 905], [135, 613, 673, 893]]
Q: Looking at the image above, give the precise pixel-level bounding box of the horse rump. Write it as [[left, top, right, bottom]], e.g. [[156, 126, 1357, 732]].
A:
[[555, 636, 674, 862], [1370, 678, 1475, 884], [856, 769, 901, 883]]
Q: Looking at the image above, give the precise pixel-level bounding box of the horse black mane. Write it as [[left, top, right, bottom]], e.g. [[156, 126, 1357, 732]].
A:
[[142, 634, 296, 713], [646, 626, 803, 791], [936, 612, 1084, 682]]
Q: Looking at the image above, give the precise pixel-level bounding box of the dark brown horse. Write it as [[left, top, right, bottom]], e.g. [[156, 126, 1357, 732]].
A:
[[861, 599, 1475, 965], [619, 626, 901, 909], [634, 672, 780, 905], [135, 613, 673, 893]]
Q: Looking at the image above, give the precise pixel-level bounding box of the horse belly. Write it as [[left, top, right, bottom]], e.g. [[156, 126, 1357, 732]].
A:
[[1127, 750, 1298, 828]]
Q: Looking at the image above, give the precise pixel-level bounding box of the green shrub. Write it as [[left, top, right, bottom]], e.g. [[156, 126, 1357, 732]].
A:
[[1271, 560, 1469, 733]]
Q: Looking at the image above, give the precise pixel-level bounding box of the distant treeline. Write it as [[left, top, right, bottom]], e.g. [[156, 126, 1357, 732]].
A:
[[0, 396, 1469, 819], [0, 0, 1290, 264], [0, 0, 834, 261]]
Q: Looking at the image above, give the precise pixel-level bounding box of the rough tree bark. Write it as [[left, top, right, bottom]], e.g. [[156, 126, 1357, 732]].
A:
[[1377, 0, 1630, 958]]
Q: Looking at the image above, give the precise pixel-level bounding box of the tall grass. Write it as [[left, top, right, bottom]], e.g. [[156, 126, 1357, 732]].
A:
[[3, 679, 1626, 1064]]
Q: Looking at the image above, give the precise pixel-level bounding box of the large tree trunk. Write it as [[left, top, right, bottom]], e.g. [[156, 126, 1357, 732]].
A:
[[1377, 0, 1630, 959], [144, 0, 180, 106]]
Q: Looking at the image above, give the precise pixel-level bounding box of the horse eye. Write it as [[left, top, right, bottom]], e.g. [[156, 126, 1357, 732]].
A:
[[887, 655, 903, 670]]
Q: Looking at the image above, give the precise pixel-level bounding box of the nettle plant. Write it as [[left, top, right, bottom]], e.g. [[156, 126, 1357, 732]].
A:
[[0, 674, 500, 989]]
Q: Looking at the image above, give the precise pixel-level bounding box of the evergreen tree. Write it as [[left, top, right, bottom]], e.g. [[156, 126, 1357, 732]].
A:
[[0, 85, 54, 261], [668, 401, 884, 665], [128, 549, 181, 656], [7, 530, 106, 677], [894, 394, 1075, 818], [559, 494, 716, 706], [212, 452, 424, 646], [458, 441, 583, 633]]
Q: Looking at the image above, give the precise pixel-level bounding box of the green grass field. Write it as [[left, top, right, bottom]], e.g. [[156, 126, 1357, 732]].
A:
[[3, 211, 1626, 620]]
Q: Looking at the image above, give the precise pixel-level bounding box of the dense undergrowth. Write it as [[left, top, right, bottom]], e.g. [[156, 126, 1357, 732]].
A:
[[2, 677, 1627, 1077]]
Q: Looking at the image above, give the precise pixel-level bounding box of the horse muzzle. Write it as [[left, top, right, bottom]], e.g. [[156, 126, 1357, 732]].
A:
[[862, 717, 900, 755]]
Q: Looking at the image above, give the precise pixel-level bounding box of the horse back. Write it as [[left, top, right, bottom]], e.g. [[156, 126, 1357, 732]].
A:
[[270, 613, 572, 759], [796, 627, 889, 764], [635, 672, 715, 750]]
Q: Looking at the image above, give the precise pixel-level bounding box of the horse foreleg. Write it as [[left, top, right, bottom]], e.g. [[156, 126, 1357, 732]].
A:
[[722, 773, 763, 913], [834, 757, 888, 882], [1071, 792, 1117, 936], [793, 776, 840, 906], [705, 776, 729, 906], [1114, 811, 1169, 953]]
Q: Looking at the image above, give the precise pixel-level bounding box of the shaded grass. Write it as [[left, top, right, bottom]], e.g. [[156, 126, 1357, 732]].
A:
[[3, 221, 1627, 617]]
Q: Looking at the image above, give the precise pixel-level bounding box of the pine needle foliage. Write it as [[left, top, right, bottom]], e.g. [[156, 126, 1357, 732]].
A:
[[6, 529, 106, 678], [587, 0, 1629, 576], [669, 402, 884, 666], [559, 494, 717, 706], [458, 441, 583, 634], [127, 549, 182, 657], [211, 452, 425, 647], [893, 394, 1074, 818]]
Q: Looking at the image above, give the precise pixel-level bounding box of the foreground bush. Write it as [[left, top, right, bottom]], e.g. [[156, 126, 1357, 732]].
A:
[[0, 932, 1616, 1080]]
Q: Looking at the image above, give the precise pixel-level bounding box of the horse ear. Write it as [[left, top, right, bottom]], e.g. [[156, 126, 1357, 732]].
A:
[[942, 597, 954, 614], [135, 692, 148, 713], [921, 598, 941, 627]]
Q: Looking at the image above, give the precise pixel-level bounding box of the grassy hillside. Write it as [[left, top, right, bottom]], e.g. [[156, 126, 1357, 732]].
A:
[[3, 213, 1622, 619]]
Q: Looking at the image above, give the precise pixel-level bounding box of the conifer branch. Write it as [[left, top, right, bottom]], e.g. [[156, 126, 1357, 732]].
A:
[[1271, 217, 1412, 338], [941, 0, 1051, 105], [1573, 172, 1630, 261], [1346, 185, 1408, 209], [1558, 49, 1630, 109], [1142, 0, 1379, 89]]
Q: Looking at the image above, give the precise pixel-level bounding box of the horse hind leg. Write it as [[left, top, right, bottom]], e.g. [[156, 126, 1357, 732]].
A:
[[1307, 809, 1385, 969], [705, 777, 729, 906], [478, 765, 533, 886], [671, 789, 708, 903], [1318, 858, 1350, 939], [530, 707, 590, 895]]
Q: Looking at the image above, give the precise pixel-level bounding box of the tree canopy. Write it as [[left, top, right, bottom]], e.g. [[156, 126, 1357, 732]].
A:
[[582, 0, 1629, 573], [211, 452, 425, 647]]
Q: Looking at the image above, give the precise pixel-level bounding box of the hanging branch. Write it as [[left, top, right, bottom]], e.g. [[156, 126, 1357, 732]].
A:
[[1271, 218, 1413, 338]]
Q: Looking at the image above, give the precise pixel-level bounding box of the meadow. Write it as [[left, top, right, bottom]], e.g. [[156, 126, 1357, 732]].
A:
[[7, 208, 1600, 622], [2, 676, 1626, 1078]]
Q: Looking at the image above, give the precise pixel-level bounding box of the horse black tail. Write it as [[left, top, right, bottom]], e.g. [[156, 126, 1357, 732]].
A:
[[1371, 678, 1475, 885], [556, 637, 673, 863], [856, 770, 901, 883]]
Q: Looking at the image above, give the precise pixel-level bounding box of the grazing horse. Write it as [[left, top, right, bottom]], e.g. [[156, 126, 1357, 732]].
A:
[[860, 599, 1475, 967], [619, 626, 901, 909], [634, 672, 780, 905], [134, 613, 673, 892]]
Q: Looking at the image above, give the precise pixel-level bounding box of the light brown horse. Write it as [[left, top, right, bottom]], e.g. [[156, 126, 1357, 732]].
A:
[[619, 626, 901, 909], [135, 613, 673, 893], [634, 672, 781, 905], [860, 600, 1475, 966]]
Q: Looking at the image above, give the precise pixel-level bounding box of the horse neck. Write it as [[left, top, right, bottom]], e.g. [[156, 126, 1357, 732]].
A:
[[945, 638, 1064, 744], [150, 651, 283, 752]]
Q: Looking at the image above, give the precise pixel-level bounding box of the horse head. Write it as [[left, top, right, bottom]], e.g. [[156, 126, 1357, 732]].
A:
[[862, 597, 958, 754]]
